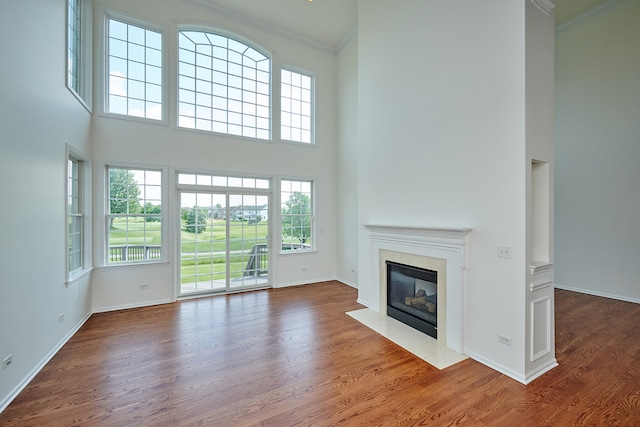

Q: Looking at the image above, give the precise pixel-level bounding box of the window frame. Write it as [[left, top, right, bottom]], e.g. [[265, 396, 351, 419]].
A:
[[66, 0, 92, 111], [176, 26, 272, 141], [279, 178, 315, 253], [280, 66, 315, 145], [105, 164, 166, 266], [65, 145, 92, 285], [101, 10, 167, 124]]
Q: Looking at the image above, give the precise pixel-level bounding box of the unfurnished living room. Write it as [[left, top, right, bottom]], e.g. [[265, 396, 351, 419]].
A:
[[1, 0, 639, 426]]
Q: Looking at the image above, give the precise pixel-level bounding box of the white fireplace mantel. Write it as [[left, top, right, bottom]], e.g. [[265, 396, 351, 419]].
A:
[[363, 224, 472, 354]]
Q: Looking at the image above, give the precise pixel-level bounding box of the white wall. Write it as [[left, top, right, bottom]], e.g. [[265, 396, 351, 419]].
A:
[[336, 35, 359, 287], [90, 0, 339, 310], [0, 1, 93, 410], [524, 0, 556, 379], [555, 0, 640, 303], [355, 0, 555, 382]]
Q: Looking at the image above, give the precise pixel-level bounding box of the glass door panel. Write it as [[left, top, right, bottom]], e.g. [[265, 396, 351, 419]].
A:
[[179, 191, 269, 297], [180, 192, 227, 296], [228, 193, 269, 290]]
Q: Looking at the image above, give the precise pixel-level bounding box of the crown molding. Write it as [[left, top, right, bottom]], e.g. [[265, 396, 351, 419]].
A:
[[178, 0, 337, 54], [556, 0, 632, 33], [336, 26, 358, 53], [532, 0, 555, 16]]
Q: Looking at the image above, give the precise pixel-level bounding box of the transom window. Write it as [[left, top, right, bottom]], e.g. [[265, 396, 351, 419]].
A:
[[107, 17, 163, 120], [178, 30, 271, 139], [281, 68, 313, 144], [107, 167, 163, 264], [178, 173, 270, 189], [280, 179, 313, 251]]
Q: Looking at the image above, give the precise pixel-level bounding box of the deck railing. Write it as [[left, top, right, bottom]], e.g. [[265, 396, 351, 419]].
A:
[[109, 245, 162, 262]]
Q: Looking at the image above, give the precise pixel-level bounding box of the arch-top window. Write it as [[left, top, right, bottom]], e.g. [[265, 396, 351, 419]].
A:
[[178, 30, 271, 140]]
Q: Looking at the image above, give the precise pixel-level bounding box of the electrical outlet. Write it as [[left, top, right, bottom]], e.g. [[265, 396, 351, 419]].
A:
[[498, 334, 512, 346], [2, 354, 12, 369], [140, 284, 149, 290], [497, 245, 512, 259], [58, 313, 65, 322]]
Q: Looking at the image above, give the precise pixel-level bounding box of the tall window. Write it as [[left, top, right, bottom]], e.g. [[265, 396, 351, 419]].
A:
[[281, 68, 313, 144], [107, 17, 163, 120], [107, 167, 162, 264], [68, 158, 83, 274], [67, 0, 91, 106], [67, 0, 81, 92], [178, 30, 271, 139], [281, 179, 313, 251]]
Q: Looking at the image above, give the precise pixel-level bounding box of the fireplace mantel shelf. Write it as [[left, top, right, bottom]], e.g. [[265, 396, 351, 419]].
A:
[[364, 225, 472, 243]]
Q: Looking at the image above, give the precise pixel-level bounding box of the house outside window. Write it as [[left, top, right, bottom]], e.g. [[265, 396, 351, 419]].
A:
[[280, 179, 313, 251], [281, 68, 313, 144], [177, 29, 271, 140], [106, 17, 163, 120], [107, 167, 163, 264]]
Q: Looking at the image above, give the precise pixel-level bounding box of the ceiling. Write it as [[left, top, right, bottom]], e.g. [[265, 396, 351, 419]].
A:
[[194, 0, 358, 51], [192, 0, 613, 52]]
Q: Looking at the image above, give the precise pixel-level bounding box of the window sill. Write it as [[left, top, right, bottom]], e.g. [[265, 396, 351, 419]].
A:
[[278, 249, 317, 255], [96, 260, 170, 271], [66, 267, 94, 287]]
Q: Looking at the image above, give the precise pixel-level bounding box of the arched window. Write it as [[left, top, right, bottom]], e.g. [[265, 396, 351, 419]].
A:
[[178, 30, 271, 140]]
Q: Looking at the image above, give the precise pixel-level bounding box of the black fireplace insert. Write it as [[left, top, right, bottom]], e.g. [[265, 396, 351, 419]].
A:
[[386, 261, 438, 339]]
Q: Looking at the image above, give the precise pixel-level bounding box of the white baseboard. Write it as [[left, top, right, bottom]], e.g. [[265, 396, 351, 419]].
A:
[[335, 277, 358, 289], [273, 276, 336, 289], [525, 358, 559, 384], [356, 298, 371, 308], [92, 298, 174, 313], [465, 350, 558, 385], [0, 311, 92, 413], [554, 283, 640, 304], [465, 350, 528, 384]]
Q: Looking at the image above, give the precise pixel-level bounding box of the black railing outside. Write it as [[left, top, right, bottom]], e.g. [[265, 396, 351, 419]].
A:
[[243, 244, 269, 277]]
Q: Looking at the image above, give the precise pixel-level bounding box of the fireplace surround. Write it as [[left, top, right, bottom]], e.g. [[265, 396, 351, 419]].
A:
[[363, 225, 472, 354]]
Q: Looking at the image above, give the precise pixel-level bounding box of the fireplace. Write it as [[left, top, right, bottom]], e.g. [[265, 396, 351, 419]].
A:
[[386, 261, 438, 339], [364, 224, 472, 353]]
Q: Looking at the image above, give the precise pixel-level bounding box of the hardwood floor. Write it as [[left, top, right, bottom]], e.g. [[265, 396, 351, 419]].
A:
[[1, 281, 638, 426]]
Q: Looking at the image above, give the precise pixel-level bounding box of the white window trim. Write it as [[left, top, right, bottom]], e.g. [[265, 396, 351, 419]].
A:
[[66, 0, 93, 112], [175, 25, 274, 141], [280, 64, 315, 145], [97, 7, 169, 125], [278, 177, 316, 254], [100, 161, 169, 267], [65, 144, 92, 286]]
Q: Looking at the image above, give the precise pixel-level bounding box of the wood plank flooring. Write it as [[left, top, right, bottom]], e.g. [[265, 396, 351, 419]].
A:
[[0, 281, 638, 426]]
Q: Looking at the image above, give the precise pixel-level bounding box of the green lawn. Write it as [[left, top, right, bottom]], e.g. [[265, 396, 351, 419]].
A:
[[108, 217, 162, 245], [108, 218, 293, 285]]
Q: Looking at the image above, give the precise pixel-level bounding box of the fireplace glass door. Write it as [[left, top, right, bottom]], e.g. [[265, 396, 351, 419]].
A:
[[386, 261, 438, 339]]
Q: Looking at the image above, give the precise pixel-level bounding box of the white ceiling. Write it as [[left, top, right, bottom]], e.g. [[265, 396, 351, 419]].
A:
[[193, 0, 358, 52], [554, 0, 611, 26], [189, 0, 614, 52]]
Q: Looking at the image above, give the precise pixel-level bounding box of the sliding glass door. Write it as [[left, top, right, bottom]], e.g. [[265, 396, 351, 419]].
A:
[[179, 190, 270, 297]]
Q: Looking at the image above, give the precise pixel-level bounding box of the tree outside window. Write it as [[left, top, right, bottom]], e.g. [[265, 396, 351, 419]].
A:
[[281, 179, 312, 250], [107, 167, 162, 263]]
